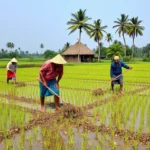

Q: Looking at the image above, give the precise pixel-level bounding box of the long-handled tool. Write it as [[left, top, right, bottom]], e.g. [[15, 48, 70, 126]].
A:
[[37, 78, 67, 104], [110, 69, 130, 82], [37, 78, 83, 118], [93, 69, 130, 95]]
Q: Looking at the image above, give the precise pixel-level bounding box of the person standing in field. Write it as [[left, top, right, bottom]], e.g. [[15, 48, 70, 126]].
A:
[[39, 54, 67, 112], [110, 56, 132, 94], [6, 58, 18, 86]]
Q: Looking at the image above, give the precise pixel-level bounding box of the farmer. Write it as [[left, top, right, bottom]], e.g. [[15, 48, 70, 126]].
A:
[[6, 58, 18, 86], [110, 56, 132, 93], [39, 54, 67, 112]]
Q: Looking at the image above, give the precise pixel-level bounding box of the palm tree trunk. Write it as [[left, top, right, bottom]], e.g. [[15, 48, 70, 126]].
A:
[[78, 29, 82, 62], [98, 40, 100, 62], [132, 37, 135, 58], [122, 33, 127, 56]]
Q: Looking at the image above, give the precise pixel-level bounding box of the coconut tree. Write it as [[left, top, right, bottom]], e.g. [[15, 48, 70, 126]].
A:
[[67, 9, 91, 41], [64, 42, 70, 50], [106, 33, 113, 46], [67, 9, 91, 62], [40, 43, 44, 53], [128, 17, 144, 58], [88, 19, 107, 62], [113, 14, 130, 56], [6, 42, 15, 51]]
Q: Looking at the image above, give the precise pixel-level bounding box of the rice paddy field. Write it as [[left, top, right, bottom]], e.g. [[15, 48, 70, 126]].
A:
[[0, 60, 150, 150]]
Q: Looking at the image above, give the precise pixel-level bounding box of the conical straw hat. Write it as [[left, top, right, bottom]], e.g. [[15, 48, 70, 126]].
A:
[[11, 58, 18, 63], [50, 54, 67, 64]]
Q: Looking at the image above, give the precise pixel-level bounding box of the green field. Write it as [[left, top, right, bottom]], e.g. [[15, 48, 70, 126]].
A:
[[0, 60, 150, 150]]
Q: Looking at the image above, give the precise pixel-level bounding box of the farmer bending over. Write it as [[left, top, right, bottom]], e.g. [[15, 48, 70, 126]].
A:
[[6, 58, 18, 86], [110, 56, 132, 94], [39, 54, 67, 112]]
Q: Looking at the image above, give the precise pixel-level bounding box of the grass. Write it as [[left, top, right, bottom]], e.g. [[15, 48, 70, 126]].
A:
[[0, 59, 150, 149]]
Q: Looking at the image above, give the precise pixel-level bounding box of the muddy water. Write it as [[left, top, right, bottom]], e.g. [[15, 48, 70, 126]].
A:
[[60, 127, 149, 150], [0, 128, 43, 150]]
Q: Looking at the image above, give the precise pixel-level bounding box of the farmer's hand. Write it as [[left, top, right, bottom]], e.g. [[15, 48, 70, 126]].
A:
[[55, 82, 59, 89], [43, 82, 47, 87], [111, 78, 115, 81], [129, 67, 132, 70]]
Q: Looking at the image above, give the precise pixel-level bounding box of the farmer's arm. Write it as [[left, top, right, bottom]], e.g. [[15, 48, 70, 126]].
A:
[[39, 63, 50, 85], [57, 65, 63, 84], [121, 61, 132, 69]]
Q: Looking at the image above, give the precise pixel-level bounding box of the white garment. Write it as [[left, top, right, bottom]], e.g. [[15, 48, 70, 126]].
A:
[[6, 61, 17, 72]]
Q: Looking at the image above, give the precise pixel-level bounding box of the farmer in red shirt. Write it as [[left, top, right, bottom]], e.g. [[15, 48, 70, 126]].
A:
[[6, 58, 18, 86], [39, 54, 67, 112]]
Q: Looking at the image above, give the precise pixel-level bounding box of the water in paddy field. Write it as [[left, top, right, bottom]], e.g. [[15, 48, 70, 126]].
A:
[[0, 128, 43, 150]]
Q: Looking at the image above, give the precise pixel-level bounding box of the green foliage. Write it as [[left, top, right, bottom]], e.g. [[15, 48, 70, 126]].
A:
[[113, 14, 130, 56], [6, 42, 15, 50], [126, 46, 132, 56], [123, 56, 131, 62], [60, 42, 71, 54], [143, 43, 150, 56], [113, 14, 130, 36], [128, 17, 144, 58], [44, 50, 58, 59], [94, 46, 107, 58], [88, 19, 107, 62], [128, 17, 144, 38], [105, 33, 113, 44], [143, 57, 150, 62], [88, 19, 107, 42], [67, 9, 91, 39], [40, 43, 44, 49], [107, 43, 124, 59]]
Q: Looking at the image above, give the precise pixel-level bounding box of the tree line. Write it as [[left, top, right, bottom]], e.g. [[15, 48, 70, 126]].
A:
[[67, 9, 145, 61]]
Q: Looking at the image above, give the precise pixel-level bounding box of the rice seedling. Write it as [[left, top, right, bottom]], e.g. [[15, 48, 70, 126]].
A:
[[0, 62, 150, 149]]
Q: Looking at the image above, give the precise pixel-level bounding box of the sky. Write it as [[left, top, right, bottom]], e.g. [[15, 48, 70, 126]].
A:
[[0, 0, 149, 53]]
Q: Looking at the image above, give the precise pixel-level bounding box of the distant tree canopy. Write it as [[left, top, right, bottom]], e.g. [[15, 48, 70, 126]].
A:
[[107, 43, 124, 59], [143, 43, 150, 57], [44, 50, 58, 59]]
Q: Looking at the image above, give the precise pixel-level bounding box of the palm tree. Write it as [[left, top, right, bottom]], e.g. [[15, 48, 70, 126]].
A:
[[6, 42, 15, 51], [40, 43, 44, 53], [113, 14, 130, 56], [88, 19, 107, 62], [106, 33, 113, 46], [107, 43, 124, 59], [64, 42, 70, 51], [61, 42, 71, 53], [67, 9, 91, 62], [67, 9, 91, 41], [128, 17, 144, 58]]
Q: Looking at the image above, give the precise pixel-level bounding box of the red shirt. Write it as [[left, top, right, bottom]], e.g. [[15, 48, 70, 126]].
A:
[[40, 60, 63, 81]]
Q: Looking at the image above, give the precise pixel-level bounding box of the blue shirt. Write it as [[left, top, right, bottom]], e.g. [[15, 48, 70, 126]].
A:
[[110, 61, 130, 77]]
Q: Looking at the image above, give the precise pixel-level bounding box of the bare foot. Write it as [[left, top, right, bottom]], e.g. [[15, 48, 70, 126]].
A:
[[109, 90, 114, 93], [41, 107, 46, 112], [55, 106, 60, 111], [118, 91, 124, 95]]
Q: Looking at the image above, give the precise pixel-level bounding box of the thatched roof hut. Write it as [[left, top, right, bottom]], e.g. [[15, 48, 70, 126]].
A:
[[62, 41, 95, 62]]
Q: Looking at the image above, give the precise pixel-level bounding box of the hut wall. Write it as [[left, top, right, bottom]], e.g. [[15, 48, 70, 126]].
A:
[[80, 55, 94, 62], [63, 55, 80, 62]]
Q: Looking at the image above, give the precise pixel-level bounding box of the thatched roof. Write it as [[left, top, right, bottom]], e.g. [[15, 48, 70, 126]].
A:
[[62, 41, 95, 55]]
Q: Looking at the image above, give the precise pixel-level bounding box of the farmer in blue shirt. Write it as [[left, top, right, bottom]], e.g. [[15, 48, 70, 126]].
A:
[[110, 56, 132, 93]]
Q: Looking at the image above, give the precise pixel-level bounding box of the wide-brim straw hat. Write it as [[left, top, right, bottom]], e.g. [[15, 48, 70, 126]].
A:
[[11, 58, 18, 63], [114, 56, 119, 60], [50, 54, 67, 64]]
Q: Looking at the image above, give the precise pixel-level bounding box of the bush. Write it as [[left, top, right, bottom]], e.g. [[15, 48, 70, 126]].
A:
[[143, 57, 150, 62], [123, 56, 131, 62]]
